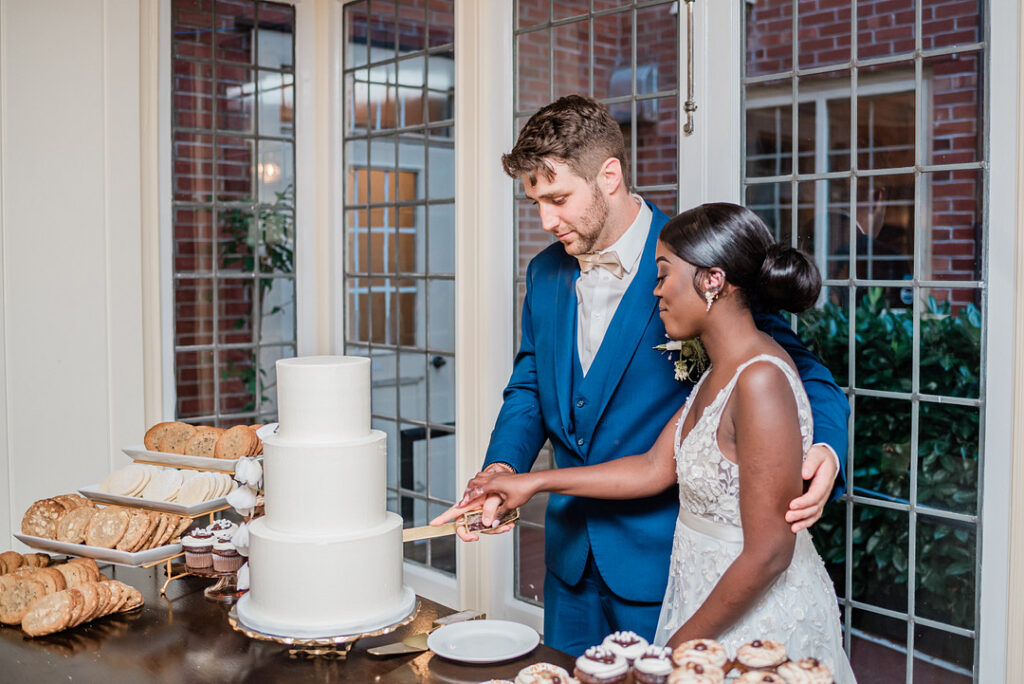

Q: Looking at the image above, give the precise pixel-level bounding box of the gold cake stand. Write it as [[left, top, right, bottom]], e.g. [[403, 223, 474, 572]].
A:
[[227, 601, 420, 660]]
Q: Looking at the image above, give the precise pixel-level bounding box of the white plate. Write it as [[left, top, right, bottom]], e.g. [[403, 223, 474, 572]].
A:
[[14, 534, 182, 568], [123, 444, 241, 472], [78, 483, 229, 516], [427, 619, 539, 664]]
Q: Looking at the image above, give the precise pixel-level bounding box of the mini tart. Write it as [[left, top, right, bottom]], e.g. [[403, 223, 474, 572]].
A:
[[734, 672, 786, 683], [632, 645, 674, 684], [775, 657, 834, 684], [601, 630, 649, 662], [514, 662, 574, 684], [735, 639, 788, 671], [671, 639, 729, 670], [574, 645, 628, 684], [666, 662, 726, 684]]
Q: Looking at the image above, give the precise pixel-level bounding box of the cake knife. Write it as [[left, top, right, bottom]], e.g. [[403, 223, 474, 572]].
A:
[[401, 508, 520, 543]]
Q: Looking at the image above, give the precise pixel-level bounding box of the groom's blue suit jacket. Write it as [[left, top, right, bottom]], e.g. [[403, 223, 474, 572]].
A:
[[484, 203, 849, 603]]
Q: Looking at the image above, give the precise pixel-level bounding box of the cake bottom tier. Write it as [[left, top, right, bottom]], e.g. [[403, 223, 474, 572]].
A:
[[236, 513, 416, 639]]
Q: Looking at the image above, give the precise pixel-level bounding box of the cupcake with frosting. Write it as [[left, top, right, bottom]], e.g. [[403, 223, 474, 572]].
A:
[[514, 662, 575, 683], [574, 645, 628, 684], [775, 657, 833, 684], [632, 645, 673, 684], [212, 539, 244, 573], [206, 519, 238, 541], [666, 661, 726, 684], [734, 672, 785, 683], [601, 630, 648, 664], [670, 639, 729, 671], [734, 640, 787, 672], [182, 529, 215, 571]]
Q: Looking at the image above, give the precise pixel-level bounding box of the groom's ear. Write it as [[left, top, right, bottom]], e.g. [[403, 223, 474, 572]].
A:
[[596, 157, 624, 195]]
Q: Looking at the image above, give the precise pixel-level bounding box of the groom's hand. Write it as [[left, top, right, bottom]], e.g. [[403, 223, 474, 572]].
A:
[[430, 464, 517, 542], [785, 444, 838, 533]]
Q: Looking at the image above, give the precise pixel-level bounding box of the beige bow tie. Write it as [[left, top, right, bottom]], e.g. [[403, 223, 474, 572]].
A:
[[576, 251, 624, 278]]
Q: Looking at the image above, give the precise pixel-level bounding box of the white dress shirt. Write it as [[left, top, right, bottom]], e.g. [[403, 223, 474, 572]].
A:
[[576, 196, 652, 375]]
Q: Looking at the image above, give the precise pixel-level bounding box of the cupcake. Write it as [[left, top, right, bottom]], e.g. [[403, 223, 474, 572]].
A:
[[734, 673, 785, 683], [182, 530, 215, 571], [212, 540, 244, 572], [206, 519, 238, 541], [670, 639, 729, 671], [632, 645, 673, 684], [775, 657, 833, 684], [666, 662, 726, 684], [735, 640, 787, 672], [601, 630, 649, 663], [574, 645, 628, 684], [514, 662, 574, 683]]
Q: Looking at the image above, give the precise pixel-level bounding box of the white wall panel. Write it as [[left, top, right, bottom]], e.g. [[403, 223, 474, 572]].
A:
[[0, 0, 144, 547]]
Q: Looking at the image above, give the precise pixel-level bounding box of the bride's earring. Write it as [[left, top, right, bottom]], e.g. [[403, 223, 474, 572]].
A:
[[704, 290, 718, 312]]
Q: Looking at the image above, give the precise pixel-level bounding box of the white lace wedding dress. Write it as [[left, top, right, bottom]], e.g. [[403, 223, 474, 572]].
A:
[[652, 354, 855, 683]]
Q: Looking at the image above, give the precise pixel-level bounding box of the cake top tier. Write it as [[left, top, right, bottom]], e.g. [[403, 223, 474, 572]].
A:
[[274, 355, 372, 443]]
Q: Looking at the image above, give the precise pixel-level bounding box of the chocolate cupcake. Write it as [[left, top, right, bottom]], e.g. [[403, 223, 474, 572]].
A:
[[670, 639, 729, 671], [206, 519, 238, 541], [735, 640, 787, 672], [514, 662, 573, 683], [776, 657, 834, 684], [212, 540, 243, 573], [666, 661, 726, 684], [601, 630, 649, 664], [182, 530, 214, 571], [632, 645, 673, 684], [574, 645, 628, 684]]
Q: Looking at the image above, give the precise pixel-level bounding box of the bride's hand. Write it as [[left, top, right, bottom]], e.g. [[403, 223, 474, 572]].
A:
[[460, 470, 536, 524]]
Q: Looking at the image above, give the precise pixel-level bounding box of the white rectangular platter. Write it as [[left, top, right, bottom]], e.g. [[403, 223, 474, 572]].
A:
[[14, 534, 182, 568], [122, 445, 238, 471], [78, 484, 229, 516]]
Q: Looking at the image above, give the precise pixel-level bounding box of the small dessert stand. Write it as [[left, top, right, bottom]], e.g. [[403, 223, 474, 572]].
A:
[[227, 601, 420, 659]]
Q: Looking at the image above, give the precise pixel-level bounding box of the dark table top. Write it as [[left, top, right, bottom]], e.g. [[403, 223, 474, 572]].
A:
[[0, 565, 574, 683]]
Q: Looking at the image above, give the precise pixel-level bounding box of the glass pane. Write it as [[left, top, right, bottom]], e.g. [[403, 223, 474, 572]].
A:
[[397, 278, 425, 348], [367, 65, 397, 132], [346, 71, 369, 134], [256, 2, 294, 70], [912, 625, 973, 682], [346, 276, 370, 343], [174, 206, 215, 273], [370, 0, 396, 56], [797, 2, 850, 70], [217, 208, 254, 272], [552, 21, 589, 97], [399, 354, 427, 423], [257, 71, 294, 137], [217, 65, 254, 133], [218, 278, 254, 345], [849, 610, 907, 682], [917, 403, 979, 515], [644, 190, 678, 219], [637, 4, 677, 93], [428, 430, 456, 500], [175, 349, 216, 419], [396, 2, 426, 52], [346, 217, 368, 274], [257, 140, 293, 204], [745, 181, 793, 245], [427, 142, 454, 200], [216, 136, 254, 201], [173, 61, 214, 130], [373, 417, 400, 489], [797, 285, 850, 387], [346, 1, 369, 60], [257, 194, 294, 274], [854, 173, 915, 283], [258, 277, 295, 345], [859, 0, 915, 60], [429, 533, 456, 574], [851, 506, 909, 611], [173, 132, 215, 202], [426, 53, 454, 123], [368, 277, 397, 344], [592, 12, 630, 103], [516, 524, 546, 604], [175, 277, 215, 347], [920, 287, 982, 399], [745, 0, 793, 77], [635, 97, 678, 191], [371, 349, 397, 418], [744, 81, 793, 177], [427, 0, 454, 48], [428, 203, 455, 274], [215, 0, 255, 64], [516, 0, 547, 31], [403, 206, 426, 275], [854, 398, 912, 503], [857, 91, 915, 172], [218, 347, 257, 415], [517, 29, 551, 113], [173, 1, 213, 59], [926, 167, 983, 281], [916, 518, 976, 629], [428, 358, 454, 426], [516, 198, 550, 279], [256, 344, 289, 416], [921, 0, 981, 50], [552, 0, 588, 23], [428, 279, 454, 352]]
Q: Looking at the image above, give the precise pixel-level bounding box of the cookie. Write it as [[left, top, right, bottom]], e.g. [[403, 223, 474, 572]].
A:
[[0, 551, 23, 574], [85, 507, 130, 548], [144, 421, 183, 451], [22, 553, 51, 568], [21, 499, 67, 539], [34, 567, 67, 594], [176, 474, 213, 505], [119, 585, 144, 612], [70, 582, 100, 627], [158, 423, 198, 454], [116, 509, 152, 551], [56, 507, 97, 544], [184, 428, 222, 458], [67, 558, 100, 583], [21, 590, 75, 637], [0, 577, 47, 624], [214, 425, 257, 460], [171, 515, 193, 541], [129, 511, 161, 552]]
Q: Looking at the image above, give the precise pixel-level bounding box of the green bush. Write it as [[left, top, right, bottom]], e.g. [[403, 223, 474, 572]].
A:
[[797, 288, 980, 650]]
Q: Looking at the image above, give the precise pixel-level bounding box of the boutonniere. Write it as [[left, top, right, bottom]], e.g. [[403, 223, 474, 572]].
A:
[[654, 338, 709, 382]]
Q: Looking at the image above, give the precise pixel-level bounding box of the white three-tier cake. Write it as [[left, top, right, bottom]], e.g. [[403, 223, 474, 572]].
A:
[[236, 356, 416, 638]]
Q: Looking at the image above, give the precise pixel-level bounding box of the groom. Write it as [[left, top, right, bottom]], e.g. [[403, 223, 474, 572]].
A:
[[441, 95, 849, 656]]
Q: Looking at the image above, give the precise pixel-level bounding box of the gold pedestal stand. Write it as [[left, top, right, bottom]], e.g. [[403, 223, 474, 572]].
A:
[[227, 601, 420, 660]]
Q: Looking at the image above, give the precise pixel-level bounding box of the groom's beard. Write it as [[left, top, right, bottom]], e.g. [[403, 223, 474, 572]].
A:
[[565, 184, 611, 255]]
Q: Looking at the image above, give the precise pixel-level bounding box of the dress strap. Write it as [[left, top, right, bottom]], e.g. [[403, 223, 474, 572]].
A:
[[720, 354, 814, 453]]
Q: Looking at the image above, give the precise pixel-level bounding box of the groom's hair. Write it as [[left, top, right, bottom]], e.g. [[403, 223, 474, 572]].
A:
[[502, 95, 629, 186]]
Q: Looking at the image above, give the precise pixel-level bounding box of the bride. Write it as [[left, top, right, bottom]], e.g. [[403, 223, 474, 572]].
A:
[[440, 203, 855, 681]]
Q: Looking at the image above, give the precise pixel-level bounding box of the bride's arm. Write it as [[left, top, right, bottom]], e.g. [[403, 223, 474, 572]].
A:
[[664, 363, 804, 648], [433, 404, 684, 526]]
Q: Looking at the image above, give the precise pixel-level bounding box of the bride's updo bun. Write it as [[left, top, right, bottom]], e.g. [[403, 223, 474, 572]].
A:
[[659, 202, 821, 313]]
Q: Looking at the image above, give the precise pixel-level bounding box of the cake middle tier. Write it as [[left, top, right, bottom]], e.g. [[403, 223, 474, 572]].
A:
[[261, 429, 388, 535]]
